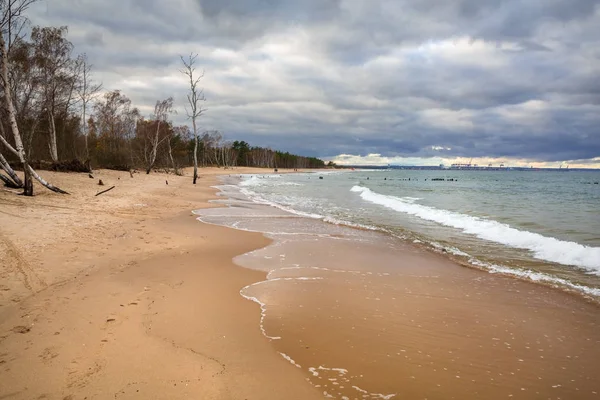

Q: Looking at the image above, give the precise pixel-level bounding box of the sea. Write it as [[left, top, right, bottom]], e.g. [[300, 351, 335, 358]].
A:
[[232, 169, 600, 298]]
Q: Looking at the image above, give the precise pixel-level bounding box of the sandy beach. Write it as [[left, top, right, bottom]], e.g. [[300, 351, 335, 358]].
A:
[[1, 168, 600, 400], [0, 168, 321, 399]]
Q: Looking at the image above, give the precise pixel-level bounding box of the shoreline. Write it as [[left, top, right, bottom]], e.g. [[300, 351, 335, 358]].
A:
[[0, 168, 322, 399], [200, 174, 600, 399], [230, 172, 600, 303], [233, 171, 600, 306]]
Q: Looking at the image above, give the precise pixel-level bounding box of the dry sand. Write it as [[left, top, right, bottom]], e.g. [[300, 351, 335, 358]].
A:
[[0, 167, 322, 399]]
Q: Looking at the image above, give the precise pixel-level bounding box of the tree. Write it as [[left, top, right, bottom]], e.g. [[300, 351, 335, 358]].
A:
[[93, 90, 139, 168], [76, 53, 101, 161], [145, 96, 173, 174], [167, 124, 189, 175], [180, 53, 205, 184], [31, 25, 77, 162], [0, 0, 68, 195]]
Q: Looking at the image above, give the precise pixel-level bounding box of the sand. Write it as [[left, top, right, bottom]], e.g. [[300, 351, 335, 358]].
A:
[[0, 168, 321, 399]]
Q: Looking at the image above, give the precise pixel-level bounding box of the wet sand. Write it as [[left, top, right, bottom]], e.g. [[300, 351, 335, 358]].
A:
[[198, 178, 600, 400]]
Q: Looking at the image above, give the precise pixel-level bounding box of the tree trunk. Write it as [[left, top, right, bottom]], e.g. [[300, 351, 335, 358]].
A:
[[167, 136, 178, 175], [0, 172, 19, 188], [192, 118, 198, 184], [48, 109, 59, 162], [27, 164, 69, 194], [22, 165, 33, 196], [0, 131, 18, 157], [83, 100, 89, 160], [0, 151, 23, 187], [193, 135, 198, 184], [145, 121, 160, 174]]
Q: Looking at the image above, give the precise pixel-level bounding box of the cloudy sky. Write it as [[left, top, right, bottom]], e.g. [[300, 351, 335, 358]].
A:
[[28, 0, 600, 167]]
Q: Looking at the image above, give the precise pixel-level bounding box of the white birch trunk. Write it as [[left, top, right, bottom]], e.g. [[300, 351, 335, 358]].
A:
[[145, 120, 160, 174], [0, 151, 23, 187], [48, 109, 59, 162], [192, 119, 198, 184]]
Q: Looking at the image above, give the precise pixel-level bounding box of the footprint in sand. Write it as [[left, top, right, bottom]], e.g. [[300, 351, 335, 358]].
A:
[[11, 325, 31, 334], [39, 347, 59, 363]]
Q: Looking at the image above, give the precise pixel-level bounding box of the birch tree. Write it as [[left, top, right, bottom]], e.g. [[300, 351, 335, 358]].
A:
[[76, 53, 101, 160], [31, 26, 76, 162], [145, 96, 172, 174], [0, 0, 68, 195], [180, 54, 205, 184]]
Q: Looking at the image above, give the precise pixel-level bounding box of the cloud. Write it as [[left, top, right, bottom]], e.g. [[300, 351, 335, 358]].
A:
[[26, 0, 600, 165]]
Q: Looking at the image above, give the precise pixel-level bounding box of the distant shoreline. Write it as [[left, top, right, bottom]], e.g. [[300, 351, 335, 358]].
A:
[[336, 165, 600, 171]]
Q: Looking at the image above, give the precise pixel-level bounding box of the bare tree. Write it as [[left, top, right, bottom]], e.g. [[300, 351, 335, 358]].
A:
[[0, 0, 68, 195], [180, 53, 205, 184], [145, 96, 173, 174], [93, 90, 138, 167], [31, 26, 76, 162], [76, 53, 101, 161]]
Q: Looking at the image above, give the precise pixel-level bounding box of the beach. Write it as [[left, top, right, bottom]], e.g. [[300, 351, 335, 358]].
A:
[[1, 169, 600, 399], [0, 168, 321, 399]]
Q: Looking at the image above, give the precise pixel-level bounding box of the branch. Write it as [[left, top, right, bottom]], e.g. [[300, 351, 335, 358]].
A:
[[0, 129, 18, 156], [95, 185, 115, 196]]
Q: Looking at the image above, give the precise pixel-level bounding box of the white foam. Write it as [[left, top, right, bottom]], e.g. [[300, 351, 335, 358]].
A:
[[238, 290, 281, 341], [239, 277, 323, 340], [238, 183, 382, 234], [351, 186, 600, 273], [240, 175, 303, 188], [279, 352, 301, 368], [476, 260, 600, 297]]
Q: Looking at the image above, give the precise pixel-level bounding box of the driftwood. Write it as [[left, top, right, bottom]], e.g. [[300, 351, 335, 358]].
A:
[[95, 185, 115, 196], [98, 179, 104, 186]]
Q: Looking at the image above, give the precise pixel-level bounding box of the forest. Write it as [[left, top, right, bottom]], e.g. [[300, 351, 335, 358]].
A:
[[0, 0, 325, 195]]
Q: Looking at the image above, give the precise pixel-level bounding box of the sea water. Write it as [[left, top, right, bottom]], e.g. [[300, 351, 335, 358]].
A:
[[236, 169, 600, 298]]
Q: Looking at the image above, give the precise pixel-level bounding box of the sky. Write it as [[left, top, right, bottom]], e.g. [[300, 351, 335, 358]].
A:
[[27, 0, 600, 168]]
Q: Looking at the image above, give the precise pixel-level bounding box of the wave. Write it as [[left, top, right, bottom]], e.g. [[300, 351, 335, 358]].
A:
[[350, 185, 600, 273], [239, 181, 382, 232], [240, 176, 302, 187]]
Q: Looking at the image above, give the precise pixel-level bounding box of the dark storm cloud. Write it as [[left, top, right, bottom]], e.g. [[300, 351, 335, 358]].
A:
[[26, 0, 600, 164]]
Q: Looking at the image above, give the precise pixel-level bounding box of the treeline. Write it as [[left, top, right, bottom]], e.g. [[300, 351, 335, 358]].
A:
[[0, 1, 324, 195]]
